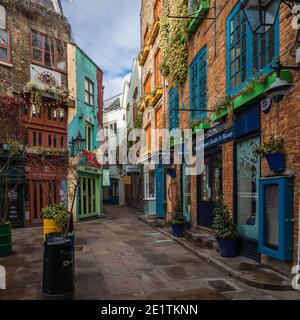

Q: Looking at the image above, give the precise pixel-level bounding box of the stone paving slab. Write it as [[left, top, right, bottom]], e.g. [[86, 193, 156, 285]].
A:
[[0, 205, 300, 300]]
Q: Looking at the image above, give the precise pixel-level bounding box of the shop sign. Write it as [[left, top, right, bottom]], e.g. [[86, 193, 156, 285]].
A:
[[204, 124, 235, 149], [78, 166, 102, 174], [102, 170, 111, 187]]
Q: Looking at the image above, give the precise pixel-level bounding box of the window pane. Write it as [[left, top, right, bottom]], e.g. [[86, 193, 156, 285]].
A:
[[85, 92, 89, 104], [57, 56, 66, 70], [149, 171, 155, 198], [56, 40, 65, 56], [33, 49, 42, 62], [44, 52, 54, 67], [44, 36, 55, 53], [0, 47, 7, 61], [0, 29, 8, 45], [264, 184, 279, 250], [32, 32, 42, 48]]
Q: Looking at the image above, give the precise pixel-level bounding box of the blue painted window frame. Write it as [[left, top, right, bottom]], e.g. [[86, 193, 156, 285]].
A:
[[168, 87, 179, 130], [226, 1, 280, 96], [189, 46, 208, 121], [259, 177, 294, 262]]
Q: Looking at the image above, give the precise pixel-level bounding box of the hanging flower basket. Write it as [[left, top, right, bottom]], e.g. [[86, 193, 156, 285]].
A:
[[266, 153, 286, 172]]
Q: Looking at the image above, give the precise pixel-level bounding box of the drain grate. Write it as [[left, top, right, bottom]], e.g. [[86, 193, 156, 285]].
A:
[[206, 279, 238, 292]]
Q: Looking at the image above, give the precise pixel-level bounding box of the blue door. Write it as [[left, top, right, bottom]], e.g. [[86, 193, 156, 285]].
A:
[[155, 165, 165, 218]]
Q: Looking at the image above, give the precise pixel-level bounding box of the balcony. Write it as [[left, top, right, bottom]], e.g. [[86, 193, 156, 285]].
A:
[[139, 46, 150, 66], [149, 21, 160, 46], [187, 0, 210, 38]]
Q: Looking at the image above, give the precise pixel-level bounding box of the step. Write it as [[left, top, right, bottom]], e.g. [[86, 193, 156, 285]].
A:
[[185, 227, 219, 251]]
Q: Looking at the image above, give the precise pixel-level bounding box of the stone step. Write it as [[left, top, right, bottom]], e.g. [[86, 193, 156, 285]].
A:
[[185, 228, 219, 251]]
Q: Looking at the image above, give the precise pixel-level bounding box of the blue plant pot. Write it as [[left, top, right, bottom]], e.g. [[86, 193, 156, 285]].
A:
[[172, 223, 184, 237], [216, 237, 239, 258], [266, 153, 286, 172]]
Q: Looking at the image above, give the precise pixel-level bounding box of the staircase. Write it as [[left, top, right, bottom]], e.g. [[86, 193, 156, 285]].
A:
[[185, 226, 219, 251]]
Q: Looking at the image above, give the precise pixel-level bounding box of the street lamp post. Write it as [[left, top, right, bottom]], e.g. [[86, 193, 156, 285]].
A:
[[66, 131, 86, 234]]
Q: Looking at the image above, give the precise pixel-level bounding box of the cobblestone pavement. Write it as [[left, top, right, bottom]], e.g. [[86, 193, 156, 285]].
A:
[[0, 205, 300, 300]]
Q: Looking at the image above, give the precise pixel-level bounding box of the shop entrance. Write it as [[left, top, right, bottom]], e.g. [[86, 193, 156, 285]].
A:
[[78, 176, 99, 219], [197, 150, 222, 228]]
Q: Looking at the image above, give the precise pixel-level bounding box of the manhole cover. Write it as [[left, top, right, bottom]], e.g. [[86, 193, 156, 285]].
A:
[[207, 279, 237, 292]]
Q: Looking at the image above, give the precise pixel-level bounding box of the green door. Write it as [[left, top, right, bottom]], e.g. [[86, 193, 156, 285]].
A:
[[78, 175, 99, 220]]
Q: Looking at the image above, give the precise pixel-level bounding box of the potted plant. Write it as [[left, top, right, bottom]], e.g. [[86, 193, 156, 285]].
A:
[[254, 136, 285, 172], [171, 198, 185, 237], [41, 204, 69, 239], [0, 218, 12, 257], [212, 201, 239, 258]]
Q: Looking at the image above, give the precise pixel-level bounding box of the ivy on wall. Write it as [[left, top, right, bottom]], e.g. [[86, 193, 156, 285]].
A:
[[160, 0, 189, 85]]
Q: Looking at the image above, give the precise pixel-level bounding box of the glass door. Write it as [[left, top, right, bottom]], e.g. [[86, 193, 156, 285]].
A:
[[236, 136, 260, 240], [197, 152, 222, 228]]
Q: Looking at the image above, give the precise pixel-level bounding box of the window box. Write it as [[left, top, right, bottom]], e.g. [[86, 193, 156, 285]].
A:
[[211, 105, 230, 122], [149, 21, 160, 46], [139, 46, 150, 66], [212, 71, 293, 122], [233, 71, 292, 111], [192, 120, 210, 134], [151, 88, 163, 106], [187, 0, 210, 38]]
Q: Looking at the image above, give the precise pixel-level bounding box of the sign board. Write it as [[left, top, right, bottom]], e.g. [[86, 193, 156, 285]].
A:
[[102, 170, 111, 187]]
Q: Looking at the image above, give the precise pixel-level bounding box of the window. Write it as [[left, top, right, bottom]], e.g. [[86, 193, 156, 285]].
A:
[[31, 30, 66, 71], [59, 108, 65, 122], [32, 131, 42, 146], [189, 0, 201, 13], [61, 136, 65, 148], [190, 46, 207, 120], [32, 104, 41, 118], [113, 122, 117, 135], [154, 0, 161, 21], [33, 131, 37, 146], [85, 78, 94, 107], [145, 124, 152, 152], [0, 28, 10, 63], [155, 106, 163, 149], [144, 170, 155, 199], [144, 74, 151, 95], [53, 135, 57, 148], [226, 3, 279, 94], [85, 123, 93, 151], [155, 49, 162, 87], [169, 87, 179, 130], [144, 27, 149, 47], [48, 134, 52, 147]]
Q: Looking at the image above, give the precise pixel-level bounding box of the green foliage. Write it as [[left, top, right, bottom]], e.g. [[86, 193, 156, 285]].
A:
[[41, 204, 69, 230], [160, 0, 189, 85], [212, 202, 238, 240], [134, 113, 143, 129], [254, 136, 284, 157], [239, 73, 270, 96], [0, 219, 9, 225], [172, 198, 184, 224]]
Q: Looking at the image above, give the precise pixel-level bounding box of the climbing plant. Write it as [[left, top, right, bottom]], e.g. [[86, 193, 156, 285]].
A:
[[160, 0, 189, 85]]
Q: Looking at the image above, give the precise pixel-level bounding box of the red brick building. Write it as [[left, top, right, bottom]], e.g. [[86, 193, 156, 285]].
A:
[[0, 0, 71, 225]]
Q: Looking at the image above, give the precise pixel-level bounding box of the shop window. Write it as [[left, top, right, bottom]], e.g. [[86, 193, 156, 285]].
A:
[[31, 30, 66, 71], [144, 170, 155, 199], [190, 46, 207, 120], [236, 136, 260, 241], [0, 28, 10, 63], [169, 87, 179, 130], [154, 0, 161, 21], [155, 49, 162, 87], [85, 78, 94, 107], [226, 2, 279, 95]]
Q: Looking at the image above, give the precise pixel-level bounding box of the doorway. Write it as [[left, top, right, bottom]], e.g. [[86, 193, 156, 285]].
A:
[[197, 150, 222, 228]]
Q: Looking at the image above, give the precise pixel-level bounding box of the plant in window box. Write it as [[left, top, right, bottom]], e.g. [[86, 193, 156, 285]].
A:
[[254, 136, 285, 172], [212, 201, 239, 258], [171, 198, 185, 237]]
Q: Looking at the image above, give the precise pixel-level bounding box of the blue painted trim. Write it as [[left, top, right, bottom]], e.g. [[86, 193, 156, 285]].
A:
[[155, 165, 165, 218], [226, 1, 280, 96], [259, 177, 294, 262], [168, 86, 179, 130], [189, 45, 207, 122]]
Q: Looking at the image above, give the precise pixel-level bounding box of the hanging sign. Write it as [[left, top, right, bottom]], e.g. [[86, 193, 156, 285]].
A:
[[102, 170, 111, 187]]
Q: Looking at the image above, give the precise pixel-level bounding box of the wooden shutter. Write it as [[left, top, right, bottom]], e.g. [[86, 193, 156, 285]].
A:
[[144, 74, 151, 95]]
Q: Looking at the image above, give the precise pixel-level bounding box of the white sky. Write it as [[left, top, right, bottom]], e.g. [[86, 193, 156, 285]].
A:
[[61, 0, 141, 100]]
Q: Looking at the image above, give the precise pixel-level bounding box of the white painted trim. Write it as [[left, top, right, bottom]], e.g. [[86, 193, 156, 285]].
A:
[[0, 61, 13, 68]]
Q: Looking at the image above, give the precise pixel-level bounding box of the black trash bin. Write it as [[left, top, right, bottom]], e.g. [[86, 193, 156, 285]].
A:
[[42, 236, 74, 300]]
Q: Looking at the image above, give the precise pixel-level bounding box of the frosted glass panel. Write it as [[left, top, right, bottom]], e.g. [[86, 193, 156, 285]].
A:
[[264, 184, 279, 250], [236, 136, 260, 240]]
